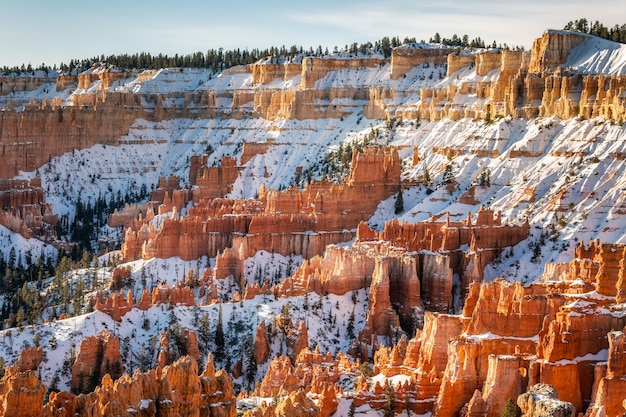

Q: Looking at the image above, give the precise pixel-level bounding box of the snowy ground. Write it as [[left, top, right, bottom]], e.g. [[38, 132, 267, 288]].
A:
[[1, 33, 626, 415]]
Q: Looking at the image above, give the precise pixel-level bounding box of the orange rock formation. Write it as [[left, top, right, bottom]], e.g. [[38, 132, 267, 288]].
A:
[[281, 207, 527, 323], [0, 31, 623, 185], [0, 178, 58, 240], [0, 365, 46, 417], [121, 147, 400, 268], [253, 321, 271, 365], [300, 241, 626, 416], [70, 330, 124, 394], [16, 347, 43, 372], [93, 283, 197, 321], [45, 354, 236, 417]]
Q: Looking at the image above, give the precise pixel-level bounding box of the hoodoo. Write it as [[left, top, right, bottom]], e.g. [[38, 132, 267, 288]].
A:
[[1, 23, 626, 417]]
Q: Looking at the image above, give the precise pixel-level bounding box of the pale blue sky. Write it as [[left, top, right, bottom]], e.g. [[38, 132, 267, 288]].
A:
[[2, 0, 625, 68]]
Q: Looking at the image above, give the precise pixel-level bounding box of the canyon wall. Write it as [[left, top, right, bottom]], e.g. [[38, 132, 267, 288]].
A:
[[413, 31, 626, 122], [1, 31, 623, 181], [121, 146, 400, 264], [0, 98, 135, 178], [3, 29, 626, 417], [0, 353, 237, 417], [0, 177, 59, 240], [360, 241, 626, 416], [248, 241, 626, 416]]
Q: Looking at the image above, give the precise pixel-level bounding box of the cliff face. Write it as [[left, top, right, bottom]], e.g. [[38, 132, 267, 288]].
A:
[[0, 76, 54, 97], [121, 146, 400, 263], [70, 330, 124, 394], [404, 31, 626, 122], [1, 31, 623, 183], [390, 46, 452, 80], [0, 98, 135, 178], [245, 241, 626, 416], [0, 178, 58, 240], [3, 28, 626, 417], [359, 208, 529, 301], [0, 366, 46, 417], [44, 355, 235, 417]]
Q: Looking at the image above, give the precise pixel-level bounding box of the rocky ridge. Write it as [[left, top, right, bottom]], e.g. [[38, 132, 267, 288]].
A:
[[0, 28, 626, 417], [1, 30, 625, 181]]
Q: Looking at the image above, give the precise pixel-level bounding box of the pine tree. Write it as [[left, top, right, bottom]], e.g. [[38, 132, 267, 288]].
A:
[[80, 250, 91, 269], [15, 308, 25, 327], [214, 304, 225, 363], [421, 166, 432, 186], [48, 371, 59, 392], [360, 362, 374, 379], [443, 162, 455, 184], [199, 313, 211, 353], [394, 188, 404, 215], [348, 400, 356, 417], [245, 334, 257, 388], [8, 248, 16, 270], [91, 257, 98, 290], [383, 380, 396, 417], [478, 167, 491, 187], [139, 345, 150, 372], [140, 265, 147, 289], [501, 397, 519, 417], [347, 308, 356, 340], [279, 302, 291, 331]]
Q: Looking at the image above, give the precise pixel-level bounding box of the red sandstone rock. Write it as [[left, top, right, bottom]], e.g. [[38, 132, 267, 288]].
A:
[[109, 267, 131, 290], [0, 366, 46, 417], [244, 389, 318, 417], [434, 339, 480, 417], [151, 283, 195, 306], [0, 95, 136, 178], [43, 391, 77, 417], [258, 347, 359, 400], [16, 346, 43, 372], [358, 207, 528, 299], [253, 321, 271, 365], [46, 354, 235, 417], [286, 321, 309, 361], [538, 300, 623, 363], [470, 355, 525, 417], [259, 356, 300, 397], [121, 146, 400, 263], [585, 328, 626, 417], [93, 290, 133, 321], [359, 258, 402, 345], [93, 283, 198, 321], [0, 178, 59, 241], [317, 385, 338, 417], [190, 156, 241, 202], [70, 330, 124, 394], [182, 328, 201, 362], [464, 279, 564, 338], [420, 252, 453, 312]]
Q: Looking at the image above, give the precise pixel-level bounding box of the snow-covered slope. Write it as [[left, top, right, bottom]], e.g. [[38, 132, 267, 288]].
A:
[[564, 32, 626, 74], [2, 30, 626, 415]]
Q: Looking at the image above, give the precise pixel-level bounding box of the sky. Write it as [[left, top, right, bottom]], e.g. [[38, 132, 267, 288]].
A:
[[2, 0, 626, 68]]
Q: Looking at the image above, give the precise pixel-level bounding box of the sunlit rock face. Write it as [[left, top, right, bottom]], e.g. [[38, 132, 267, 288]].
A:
[[2, 26, 626, 417]]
